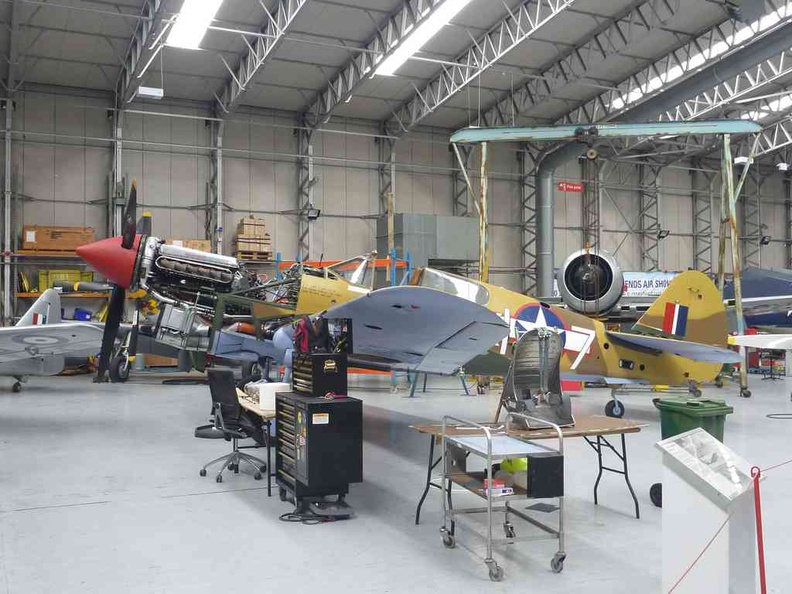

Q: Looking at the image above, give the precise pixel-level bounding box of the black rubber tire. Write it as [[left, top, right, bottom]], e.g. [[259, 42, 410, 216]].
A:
[[715, 377, 724, 388], [11, 382, 21, 393], [216, 475, 223, 483], [488, 565, 504, 581], [442, 533, 455, 549], [650, 482, 662, 508], [551, 554, 565, 574], [254, 472, 262, 480], [691, 389, 702, 397], [605, 400, 625, 418], [741, 388, 752, 398], [503, 523, 516, 539], [199, 469, 207, 477], [259, 465, 267, 473], [279, 488, 288, 502], [108, 355, 130, 383]]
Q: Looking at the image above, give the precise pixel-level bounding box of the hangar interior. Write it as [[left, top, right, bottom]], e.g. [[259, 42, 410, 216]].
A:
[[1, 0, 792, 592]]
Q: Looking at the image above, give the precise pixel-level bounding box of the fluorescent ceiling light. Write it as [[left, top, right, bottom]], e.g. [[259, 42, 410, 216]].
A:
[[166, 0, 224, 50], [375, 0, 475, 76]]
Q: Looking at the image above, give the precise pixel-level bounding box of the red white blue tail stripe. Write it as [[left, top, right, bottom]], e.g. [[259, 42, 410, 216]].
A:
[[663, 302, 688, 337]]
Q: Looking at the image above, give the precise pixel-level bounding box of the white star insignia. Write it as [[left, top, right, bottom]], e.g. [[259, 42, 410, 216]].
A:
[[514, 308, 566, 339]]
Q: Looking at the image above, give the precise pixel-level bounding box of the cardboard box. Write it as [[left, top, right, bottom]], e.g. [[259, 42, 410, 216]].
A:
[[233, 237, 272, 253], [166, 238, 212, 252], [236, 216, 268, 238], [22, 226, 95, 251], [144, 354, 178, 367]]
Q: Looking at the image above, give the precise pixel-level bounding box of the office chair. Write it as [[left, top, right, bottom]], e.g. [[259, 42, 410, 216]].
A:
[[194, 369, 268, 483]]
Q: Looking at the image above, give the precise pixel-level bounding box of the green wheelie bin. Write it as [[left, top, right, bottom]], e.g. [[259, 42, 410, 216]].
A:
[[649, 397, 734, 507]]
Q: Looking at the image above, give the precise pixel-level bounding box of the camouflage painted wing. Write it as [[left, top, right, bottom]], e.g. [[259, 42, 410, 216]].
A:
[[0, 323, 104, 362], [607, 331, 742, 364]]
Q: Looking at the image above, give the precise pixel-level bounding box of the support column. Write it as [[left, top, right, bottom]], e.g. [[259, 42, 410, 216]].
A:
[[377, 134, 396, 216], [741, 168, 762, 269], [639, 164, 662, 272], [785, 175, 792, 268], [3, 99, 12, 325], [453, 145, 473, 217], [296, 125, 315, 261], [520, 145, 540, 294], [581, 158, 601, 249], [207, 121, 225, 255], [691, 163, 714, 273], [110, 108, 125, 238]]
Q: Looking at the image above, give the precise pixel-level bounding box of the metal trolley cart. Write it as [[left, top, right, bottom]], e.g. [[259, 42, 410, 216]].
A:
[[439, 413, 565, 581]]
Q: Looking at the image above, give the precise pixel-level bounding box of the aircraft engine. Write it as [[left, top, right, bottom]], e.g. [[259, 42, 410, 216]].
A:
[[556, 249, 623, 315], [140, 240, 256, 310]]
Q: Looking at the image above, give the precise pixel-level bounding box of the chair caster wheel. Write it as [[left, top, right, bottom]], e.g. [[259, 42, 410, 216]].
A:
[[12, 382, 21, 393], [279, 488, 288, 502], [216, 475, 223, 483], [199, 469, 207, 477], [487, 562, 503, 581], [229, 463, 238, 472], [650, 482, 662, 508], [259, 465, 266, 473], [551, 553, 566, 573], [441, 531, 455, 549], [254, 472, 262, 480], [741, 388, 752, 398], [503, 522, 516, 539]]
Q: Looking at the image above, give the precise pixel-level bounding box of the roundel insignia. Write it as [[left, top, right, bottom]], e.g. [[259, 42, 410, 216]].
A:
[[12, 334, 66, 346], [513, 304, 566, 347]]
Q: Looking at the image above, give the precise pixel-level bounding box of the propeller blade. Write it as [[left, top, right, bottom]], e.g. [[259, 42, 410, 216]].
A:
[[137, 211, 152, 237], [121, 180, 138, 249], [95, 286, 126, 382]]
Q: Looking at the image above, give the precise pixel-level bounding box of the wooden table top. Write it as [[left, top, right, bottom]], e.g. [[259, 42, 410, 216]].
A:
[[236, 388, 276, 420], [411, 415, 646, 441]]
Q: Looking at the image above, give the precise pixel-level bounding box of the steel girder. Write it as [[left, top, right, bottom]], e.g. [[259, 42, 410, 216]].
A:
[[383, 0, 575, 136], [206, 121, 225, 255], [520, 144, 541, 293], [3, 0, 20, 324], [377, 134, 396, 215], [581, 158, 600, 250], [116, 0, 167, 105], [755, 116, 792, 159], [453, 145, 473, 217], [785, 175, 792, 267], [215, 0, 308, 117], [559, 0, 789, 125], [639, 164, 662, 271], [477, 0, 680, 128], [741, 168, 763, 268], [691, 164, 715, 272], [303, 0, 447, 128], [296, 126, 314, 261]]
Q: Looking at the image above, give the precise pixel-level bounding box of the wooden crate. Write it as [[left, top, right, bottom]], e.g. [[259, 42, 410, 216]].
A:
[[144, 354, 178, 367], [22, 226, 95, 251], [165, 238, 212, 252], [233, 236, 271, 253], [236, 216, 268, 238], [234, 250, 273, 262]]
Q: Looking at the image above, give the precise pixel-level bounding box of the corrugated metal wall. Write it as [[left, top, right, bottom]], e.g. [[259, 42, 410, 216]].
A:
[[8, 90, 791, 289]]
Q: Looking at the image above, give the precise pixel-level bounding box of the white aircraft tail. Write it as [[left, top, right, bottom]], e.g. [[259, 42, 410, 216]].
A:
[[16, 289, 62, 327]]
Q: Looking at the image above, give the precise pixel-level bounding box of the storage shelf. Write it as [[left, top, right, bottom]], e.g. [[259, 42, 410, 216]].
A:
[[14, 250, 83, 258], [17, 292, 110, 299]]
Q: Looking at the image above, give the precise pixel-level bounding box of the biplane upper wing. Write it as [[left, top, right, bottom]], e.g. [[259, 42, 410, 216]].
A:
[[606, 331, 742, 364], [326, 286, 509, 375]]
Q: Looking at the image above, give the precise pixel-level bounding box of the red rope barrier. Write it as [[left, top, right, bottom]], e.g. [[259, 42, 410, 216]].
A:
[[752, 467, 767, 594]]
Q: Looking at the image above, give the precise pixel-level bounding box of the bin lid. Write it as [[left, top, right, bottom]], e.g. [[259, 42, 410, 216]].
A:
[[653, 397, 734, 416]]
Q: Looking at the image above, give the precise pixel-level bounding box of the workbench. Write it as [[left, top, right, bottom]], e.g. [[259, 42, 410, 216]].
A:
[[236, 388, 276, 497], [411, 415, 646, 523]]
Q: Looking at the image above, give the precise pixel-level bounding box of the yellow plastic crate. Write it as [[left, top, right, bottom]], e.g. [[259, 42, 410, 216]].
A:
[[38, 269, 93, 291]]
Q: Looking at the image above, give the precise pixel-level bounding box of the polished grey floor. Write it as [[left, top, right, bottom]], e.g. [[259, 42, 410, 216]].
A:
[[1, 372, 791, 593]]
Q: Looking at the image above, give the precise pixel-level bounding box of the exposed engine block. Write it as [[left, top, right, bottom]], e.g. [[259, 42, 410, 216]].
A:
[[556, 249, 623, 315], [140, 239, 258, 311]]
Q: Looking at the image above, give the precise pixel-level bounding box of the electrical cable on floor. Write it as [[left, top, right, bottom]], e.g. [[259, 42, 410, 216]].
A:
[[162, 378, 208, 385], [278, 509, 332, 525]]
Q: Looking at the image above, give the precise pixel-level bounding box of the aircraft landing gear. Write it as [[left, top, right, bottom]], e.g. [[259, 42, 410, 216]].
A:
[[109, 354, 130, 383], [605, 399, 624, 418]]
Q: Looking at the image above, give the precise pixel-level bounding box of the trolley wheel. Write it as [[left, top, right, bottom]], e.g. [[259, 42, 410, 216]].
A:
[[441, 531, 456, 549], [605, 399, 624, 418], [476, 384, 485, 395], [199, 469, 207, 477], [551, 553, 566, 574], [691, 388, 702, 397], [741, 388, 752, 398], [487, 562, 504, 582], [215, 474, 223, 483], [650, 482, 662, 508], [254, 472, 262, 481], [11, 381, 21, 393], [108, 355, 130, 383], [503, 522, 516, 539], [259, 465, 267, 473], [715, 377, 724, 388], [279, 488, 288, 502]]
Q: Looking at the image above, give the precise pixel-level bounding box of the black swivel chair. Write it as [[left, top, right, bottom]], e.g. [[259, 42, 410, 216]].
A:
[[195, 369, 268, 483]]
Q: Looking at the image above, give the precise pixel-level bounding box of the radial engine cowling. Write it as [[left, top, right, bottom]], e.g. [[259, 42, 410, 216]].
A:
[[556, 249, 623, 315]]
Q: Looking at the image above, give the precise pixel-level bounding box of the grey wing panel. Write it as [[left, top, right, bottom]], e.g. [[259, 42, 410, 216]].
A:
[[606, 331, 742, 364], [0, 323, 104, 363], [327, 286, 508, 375]]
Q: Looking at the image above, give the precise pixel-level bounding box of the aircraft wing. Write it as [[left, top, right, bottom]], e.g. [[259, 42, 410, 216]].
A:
[[723, 295, 792, 316], [0, 322, 104, 363], [606, 331, 742, 364], [326, 286, 509, 375], [728, 334, 792, 350]]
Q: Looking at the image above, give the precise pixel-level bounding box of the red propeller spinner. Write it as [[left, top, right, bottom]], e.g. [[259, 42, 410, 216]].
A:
[[76, 235, 142, 289]]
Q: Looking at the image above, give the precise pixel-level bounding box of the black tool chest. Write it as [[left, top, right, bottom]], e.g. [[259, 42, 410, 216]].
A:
[[292, 353, 348, 397], [275, 391, 362, 503]]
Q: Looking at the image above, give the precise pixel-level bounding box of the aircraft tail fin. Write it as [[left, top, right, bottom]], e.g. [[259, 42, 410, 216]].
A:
[[633, 270, 728, 346], [16, 289, 62, 327]]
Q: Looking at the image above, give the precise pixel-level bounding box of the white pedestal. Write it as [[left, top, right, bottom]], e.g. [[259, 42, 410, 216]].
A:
[[662, 457, 757, 594]]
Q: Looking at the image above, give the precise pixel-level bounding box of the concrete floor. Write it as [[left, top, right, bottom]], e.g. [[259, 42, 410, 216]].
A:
[[0, 372, 790, 593]]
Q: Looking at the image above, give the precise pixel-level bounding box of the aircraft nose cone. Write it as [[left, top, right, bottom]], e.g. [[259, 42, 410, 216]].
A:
[[76, 236, 141, 289]]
